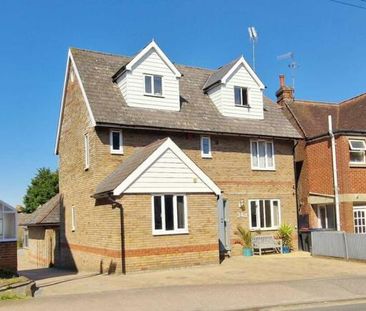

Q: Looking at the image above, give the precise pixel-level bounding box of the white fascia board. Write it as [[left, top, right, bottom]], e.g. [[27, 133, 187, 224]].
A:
[[222, 56, 265, 90], [54, 49, 96, 154], [113, 138, 221, 196], [125, 41, 182, 78]]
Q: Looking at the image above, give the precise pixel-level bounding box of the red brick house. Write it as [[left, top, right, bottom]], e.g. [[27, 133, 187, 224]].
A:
[[55, 41, 301, 273], [278, 76, 366, 235], [0, 199, 17, 272]]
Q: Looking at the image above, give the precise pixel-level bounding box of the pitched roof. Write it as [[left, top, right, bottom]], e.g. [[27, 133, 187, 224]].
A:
[[66, 48, 301, 141], [19, 194, 61, 226], [95, 139, 167, 195], [287, 94, 366, 139]]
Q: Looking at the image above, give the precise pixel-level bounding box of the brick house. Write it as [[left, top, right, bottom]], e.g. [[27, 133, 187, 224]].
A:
[[19, 194, 60, 268], [0, 199, 17, 272], [278, 75, 366, 235], [55, 41, 301, 273]]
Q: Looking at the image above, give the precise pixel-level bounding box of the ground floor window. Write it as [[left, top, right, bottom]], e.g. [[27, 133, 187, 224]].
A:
[[249, 199, 281, 230], [152, 195, 188, 235], [315, 204, 335, 229], [0, 202, 16, 241], [353, 206, 366, 234]]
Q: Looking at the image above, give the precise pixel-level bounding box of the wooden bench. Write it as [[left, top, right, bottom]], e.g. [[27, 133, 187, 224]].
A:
[[252, 235, 283, 256]]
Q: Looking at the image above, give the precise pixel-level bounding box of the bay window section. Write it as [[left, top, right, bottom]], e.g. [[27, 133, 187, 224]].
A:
[[249, 199, 281, 230], [152, 195, 188, 235], [0, 202, 16, 242]]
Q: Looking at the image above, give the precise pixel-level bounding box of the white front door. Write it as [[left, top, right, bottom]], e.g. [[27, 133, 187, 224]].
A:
[[353, 206, 366, 234]]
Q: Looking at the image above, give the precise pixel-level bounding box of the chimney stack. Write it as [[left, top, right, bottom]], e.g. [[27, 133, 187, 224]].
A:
[[276, 74, 294, 105]]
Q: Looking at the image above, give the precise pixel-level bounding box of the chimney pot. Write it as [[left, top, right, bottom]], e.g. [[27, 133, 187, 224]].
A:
[[279, 74, 285, 87]]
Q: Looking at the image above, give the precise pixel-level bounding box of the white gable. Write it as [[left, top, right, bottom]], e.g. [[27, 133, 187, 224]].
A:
[[116, 41, 181, 111], [124, 149, 213, 194], [207, 56, 265, 119], [113, 138, 221, 196]]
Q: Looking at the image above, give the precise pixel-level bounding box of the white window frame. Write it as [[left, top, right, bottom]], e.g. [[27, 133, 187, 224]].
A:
[[71, 206, 76, 232], [200, 136, 212, 158], [250, 139, 275, 170], [110, 129, 123, 154], [249, 199, 281, 231], [234, 86, 249, 107], [315, 204, 336, 229], [353, 206, 366, 234], [144, 74, 163, 96], [349, 138, 366, 164], [84, 133, 90, 170], [0, 202, 17, 242], [151, 194, 188, 235]]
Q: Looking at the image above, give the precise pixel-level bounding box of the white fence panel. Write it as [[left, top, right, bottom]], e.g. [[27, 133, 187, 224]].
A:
[[311, 231, 346, 258], [345, 233, 366, 260]]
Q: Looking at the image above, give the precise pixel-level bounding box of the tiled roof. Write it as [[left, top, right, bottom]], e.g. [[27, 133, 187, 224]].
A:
[[202, 57, 239, 90], [95, 139, 168, 195], [19, 194, 61, 226], [70, 48, 301, 139], [287, 94, 366, 139]]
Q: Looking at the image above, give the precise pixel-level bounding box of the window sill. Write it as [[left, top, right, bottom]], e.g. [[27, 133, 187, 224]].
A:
[[349, 163, 366, 168], [144, 94, 165, 99], [153, 231, 189, 236], [110, 151, 124, 155], [250, 228, 280, 232], [251, 168, 276, 171], [201, 155, 212, 159], [235, 105, 251, 108], [0, 239, 17, 243]]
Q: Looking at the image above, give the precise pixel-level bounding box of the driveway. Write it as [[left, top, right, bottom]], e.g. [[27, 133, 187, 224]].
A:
[[3, 252, 366, 310]]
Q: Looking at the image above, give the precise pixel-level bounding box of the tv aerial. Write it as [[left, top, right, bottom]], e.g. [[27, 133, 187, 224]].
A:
[[277, 52, 299, 91], [248, 26, 258, 71]]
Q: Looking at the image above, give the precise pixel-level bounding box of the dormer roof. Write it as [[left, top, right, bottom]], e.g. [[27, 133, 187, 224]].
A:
[[203, 56, 265, 91]]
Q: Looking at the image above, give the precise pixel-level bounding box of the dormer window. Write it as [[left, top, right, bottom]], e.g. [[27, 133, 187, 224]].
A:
[[234, 86, 249, 107], [144, 74, 163, 96]]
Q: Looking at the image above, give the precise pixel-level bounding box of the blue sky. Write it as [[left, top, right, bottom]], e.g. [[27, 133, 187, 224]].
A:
[[0, 0, 365, 206]]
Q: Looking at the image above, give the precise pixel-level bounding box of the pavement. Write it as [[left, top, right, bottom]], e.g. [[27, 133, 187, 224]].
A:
[[3, 252, 366, 310]]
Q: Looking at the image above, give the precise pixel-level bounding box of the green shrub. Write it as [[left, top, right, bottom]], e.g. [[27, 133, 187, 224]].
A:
[[235, 225, 252, 248]]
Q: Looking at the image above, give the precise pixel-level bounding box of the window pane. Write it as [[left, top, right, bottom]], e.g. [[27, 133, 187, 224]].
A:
[[241, 88, 248, 106], [145, 75, 152, 94], [250, 201, 257, 228], [165, 195, 174, 230], [202, 137, 210, 155], [350, 151, 365, 163], [272, 201, 279, 227], [319, 207, 326, 228], [260, 200, 265, 228], [326, 205, 335, 229], [177, 196, 185, 229], [252, 142, 258, 167], [4, 213, 15, 239], [266, 142, 274, 168], [350, 140, 366, 150], [265, 200, 272, 227], [154, 196, 162, 230], [258, 142, 266, 168], [112, 132, 120, 150], [154, 76, 162, 95], [234, 87, 241, 105]]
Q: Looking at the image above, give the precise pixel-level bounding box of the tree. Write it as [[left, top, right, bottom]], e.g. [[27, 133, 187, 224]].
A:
[[23, 168, 59, 213]]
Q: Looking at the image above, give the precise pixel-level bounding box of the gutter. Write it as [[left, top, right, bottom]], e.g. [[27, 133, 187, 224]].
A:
[[306, 129, 366, 143]]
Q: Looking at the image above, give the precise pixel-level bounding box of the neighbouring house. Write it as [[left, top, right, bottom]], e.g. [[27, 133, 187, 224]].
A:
[[19, 194, 61, 268], [55, 41, 301, 273], [278, 75, 366, 236], [0, 200, 17, 272]]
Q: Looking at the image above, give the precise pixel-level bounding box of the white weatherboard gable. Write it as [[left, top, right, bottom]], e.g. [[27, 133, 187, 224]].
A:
[[113, 138, 221, 196], [117, 41, 181, 111], [55, 49, 96, 154], [207, 56, 265, 119]]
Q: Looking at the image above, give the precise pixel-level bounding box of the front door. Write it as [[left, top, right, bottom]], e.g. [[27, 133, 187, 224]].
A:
[[218, 196, 230, 253]]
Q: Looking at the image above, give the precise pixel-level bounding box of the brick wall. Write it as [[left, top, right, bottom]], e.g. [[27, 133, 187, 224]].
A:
[[0, 242, 17, 272], [58, 64, 298, 272]]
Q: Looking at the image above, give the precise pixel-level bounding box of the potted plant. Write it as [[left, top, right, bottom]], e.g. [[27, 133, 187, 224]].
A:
[[235, 225, 253, 256], [278, 224, 293, 253]]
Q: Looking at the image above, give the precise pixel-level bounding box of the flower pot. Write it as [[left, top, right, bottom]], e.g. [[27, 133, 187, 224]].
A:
[[242, 248, 253, 256], [282, 246, 290, 254]]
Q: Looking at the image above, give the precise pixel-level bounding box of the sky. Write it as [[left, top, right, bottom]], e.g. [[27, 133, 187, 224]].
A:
[[0, 0, 365, 207]]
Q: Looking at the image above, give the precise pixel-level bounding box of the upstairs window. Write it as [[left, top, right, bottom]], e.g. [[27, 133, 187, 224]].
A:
[[251, 140, 275, 170], [349, 139, 366, 164], [110, 130, 123, 154], [249, 199, 281, 230], [152, 195, 188, 235], [234, 86, 249, 107], [201, 136, 212, 158], [84, 133, 90, 170], [144, 74, 163, 96]]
